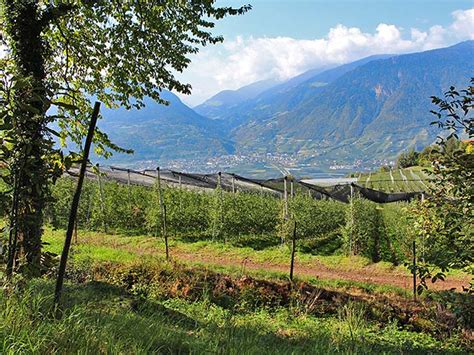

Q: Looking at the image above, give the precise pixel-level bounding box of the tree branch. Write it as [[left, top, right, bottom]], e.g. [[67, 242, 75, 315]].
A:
[[40, 3, 76, 28]]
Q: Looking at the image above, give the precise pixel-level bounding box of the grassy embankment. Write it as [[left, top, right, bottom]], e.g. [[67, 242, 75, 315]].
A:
[[1, 226, 472, 354]]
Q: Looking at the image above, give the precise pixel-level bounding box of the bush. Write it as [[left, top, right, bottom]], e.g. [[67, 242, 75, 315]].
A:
[[397, 149, 419, 168]]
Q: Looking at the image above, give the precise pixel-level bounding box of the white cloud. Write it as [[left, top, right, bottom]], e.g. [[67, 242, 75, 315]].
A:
[[178, 8, 474, 106]]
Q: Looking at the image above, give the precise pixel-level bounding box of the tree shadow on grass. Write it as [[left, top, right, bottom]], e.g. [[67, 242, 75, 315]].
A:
[[18, 279, 456, 354], [61, 280, 200, 330]]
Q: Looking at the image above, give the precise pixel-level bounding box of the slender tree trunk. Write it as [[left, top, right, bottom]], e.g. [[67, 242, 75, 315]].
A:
[[5, 0, 50, 275]]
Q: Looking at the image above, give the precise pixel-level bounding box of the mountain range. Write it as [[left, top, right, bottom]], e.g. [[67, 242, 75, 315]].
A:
[[100, 41, 474, 173]]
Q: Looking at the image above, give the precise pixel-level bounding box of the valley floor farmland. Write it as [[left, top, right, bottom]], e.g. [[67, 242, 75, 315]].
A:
[[1, 176, 472, 353]]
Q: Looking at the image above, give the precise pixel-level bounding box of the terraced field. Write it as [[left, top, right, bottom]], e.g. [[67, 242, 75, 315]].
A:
[[357, 167, 433, 193]]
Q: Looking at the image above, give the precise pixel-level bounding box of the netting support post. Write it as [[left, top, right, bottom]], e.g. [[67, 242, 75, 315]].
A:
[[55, 101, 100, 307], [349, 184, 354, 255], [284, 176, 289, 220], [218, 172, 224, 234], [290, 221, 297, 282], [97, 164, 107, 233], [127, 169, 131, 200], [420, 192, 425, 263], [413, 240, 417, 302], [163, 204, 169, 261], [156, 167, 164, 238], [127, 169, 132, 228]]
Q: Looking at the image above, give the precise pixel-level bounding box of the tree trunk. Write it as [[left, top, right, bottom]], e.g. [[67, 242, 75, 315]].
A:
[[5, 0, 49, 275]]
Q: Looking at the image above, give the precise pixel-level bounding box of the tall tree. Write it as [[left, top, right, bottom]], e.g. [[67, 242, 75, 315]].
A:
[[0, 0, 250, 275]]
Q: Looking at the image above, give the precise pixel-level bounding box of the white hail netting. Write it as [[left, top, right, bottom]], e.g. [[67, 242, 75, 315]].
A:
[[65, 165, 426, 203]]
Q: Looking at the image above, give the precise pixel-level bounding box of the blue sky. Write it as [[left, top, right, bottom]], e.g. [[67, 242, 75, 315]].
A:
[[177, 1, 474, 105], [214, 0, 473, 38]]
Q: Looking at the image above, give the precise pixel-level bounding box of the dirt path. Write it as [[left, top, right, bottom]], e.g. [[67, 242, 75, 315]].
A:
[[75, 234, 470, 292], [169, 248, 470, 292]]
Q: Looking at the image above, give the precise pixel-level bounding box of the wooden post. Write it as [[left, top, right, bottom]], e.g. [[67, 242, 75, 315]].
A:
[[127, 169, 132, 228], [55, 102, 101, 306], [163, 204, 169, 260], [218, 172, 224, 231], [156, 167, 164, 237], [231, 175, 236, 193], [178, 175, 182, 188], [412, 240, 417, 302], [349, 184, 354, 255], [97, 164, 107, 233], [421, 192, 425, 262], [290, 221, 297, 281], [74, 221, 78, 244], [283, 176, 288, 219], [127, 169, 131, 200], [290, 178, 294, 198]]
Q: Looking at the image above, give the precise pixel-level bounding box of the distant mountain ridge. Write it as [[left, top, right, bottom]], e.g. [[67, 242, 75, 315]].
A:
[[99, 91, 234, 164], [194, 79, 279, 119], [229, 41, 474, 161], [100, 41, 474, 171]]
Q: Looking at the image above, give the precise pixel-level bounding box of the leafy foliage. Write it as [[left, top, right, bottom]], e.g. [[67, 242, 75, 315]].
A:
[[0, 0, 250, 272], [397, 149, 419, 168], [411, 79, 473, 290], [45, 177, 421, 264]]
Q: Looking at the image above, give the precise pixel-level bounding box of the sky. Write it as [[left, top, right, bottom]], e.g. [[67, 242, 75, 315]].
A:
[[176, 0, 474, 106]]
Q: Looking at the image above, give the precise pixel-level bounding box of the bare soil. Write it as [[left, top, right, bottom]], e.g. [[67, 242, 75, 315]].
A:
[[171, 248, 470, 292], [78, 234, 470, 292]]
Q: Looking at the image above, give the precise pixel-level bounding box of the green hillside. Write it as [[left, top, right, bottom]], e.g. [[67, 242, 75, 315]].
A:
[[231, 42, 473, 163]]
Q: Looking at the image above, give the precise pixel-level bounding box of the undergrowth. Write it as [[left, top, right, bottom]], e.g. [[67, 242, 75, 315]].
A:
[[1, 259, 471, 354]]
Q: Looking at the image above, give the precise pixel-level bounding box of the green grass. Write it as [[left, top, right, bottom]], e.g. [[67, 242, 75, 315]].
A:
[[1, 226, 471, 353], [43, 227, 410, 276], [1, 276, 466, 354], [42, 227, 468, 299]]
